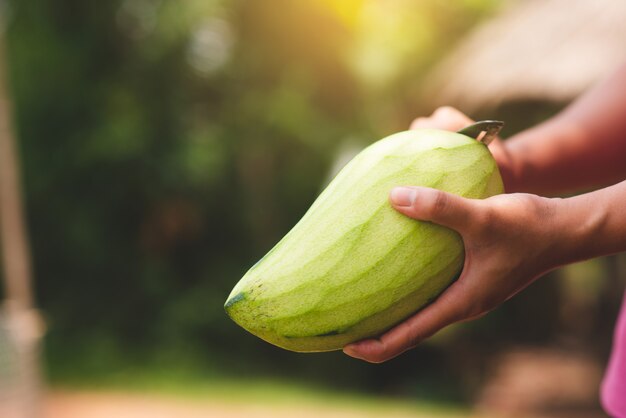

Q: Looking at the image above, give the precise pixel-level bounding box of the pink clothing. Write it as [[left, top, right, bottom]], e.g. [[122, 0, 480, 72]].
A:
[[602, 291, 626, 417]]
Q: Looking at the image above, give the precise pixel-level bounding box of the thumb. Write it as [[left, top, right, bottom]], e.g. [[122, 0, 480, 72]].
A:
[[389, 186, 478, 233]]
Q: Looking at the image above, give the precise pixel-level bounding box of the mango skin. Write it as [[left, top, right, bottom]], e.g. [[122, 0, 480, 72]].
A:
[[225, 129, 503, 352]]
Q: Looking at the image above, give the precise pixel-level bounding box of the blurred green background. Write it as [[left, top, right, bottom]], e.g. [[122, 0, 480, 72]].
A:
[[1, 0, 624, 416]]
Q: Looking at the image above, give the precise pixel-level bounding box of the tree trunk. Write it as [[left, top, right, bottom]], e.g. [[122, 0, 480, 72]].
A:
[[0, 31, 43, 418]]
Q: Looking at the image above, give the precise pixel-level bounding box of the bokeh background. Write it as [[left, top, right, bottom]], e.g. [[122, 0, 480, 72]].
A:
[[1, 0, 625, 417]]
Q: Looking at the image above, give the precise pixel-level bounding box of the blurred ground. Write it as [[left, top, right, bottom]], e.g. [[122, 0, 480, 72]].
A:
[[43, 390, 468, 418], [17, 346, 608, 418]]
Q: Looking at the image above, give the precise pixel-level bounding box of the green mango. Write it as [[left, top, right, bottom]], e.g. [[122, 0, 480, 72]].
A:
[[225, 129, 503, 352]]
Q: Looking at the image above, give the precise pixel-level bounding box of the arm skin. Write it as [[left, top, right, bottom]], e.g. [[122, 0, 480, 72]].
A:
[[504, 64, 626, 195], [343, 64, 626, 363]]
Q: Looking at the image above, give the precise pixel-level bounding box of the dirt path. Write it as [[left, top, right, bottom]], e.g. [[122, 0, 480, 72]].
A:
[[43, 390, 467, 418]]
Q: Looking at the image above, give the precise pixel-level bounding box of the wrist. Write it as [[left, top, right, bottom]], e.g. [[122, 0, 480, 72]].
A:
[[552, 193, 607, 266]]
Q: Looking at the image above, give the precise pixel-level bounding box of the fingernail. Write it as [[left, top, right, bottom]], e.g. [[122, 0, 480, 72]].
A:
[[343, 345, 363, 359], [390, 187, 416, 207]]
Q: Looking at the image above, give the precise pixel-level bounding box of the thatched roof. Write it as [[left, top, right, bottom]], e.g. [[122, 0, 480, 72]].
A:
[[423, 0, 626, 111]]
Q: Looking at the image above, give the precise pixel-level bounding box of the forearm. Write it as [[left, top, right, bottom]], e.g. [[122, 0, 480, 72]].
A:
[[557, 179, 626, 265], [505, 65, 626, 196]]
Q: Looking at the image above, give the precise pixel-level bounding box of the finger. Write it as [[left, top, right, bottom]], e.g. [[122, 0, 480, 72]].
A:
[[344, 284, 468, 363], [410, 117, 431, 130], [431, 106, 474, 130], [389, 186, 479, 233], [410, 107, 473, 131]]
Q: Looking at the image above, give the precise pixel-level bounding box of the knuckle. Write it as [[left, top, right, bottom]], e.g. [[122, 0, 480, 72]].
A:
[[397, 321, 417, 345], [506, 193, 555, 225], [529, 195, 557, 219], [417, 189, 450, 220], [511, 193, 543, 209], [431, 190, 449, 215], [473, 202, 495, 225], [468, 197, 510, 237]]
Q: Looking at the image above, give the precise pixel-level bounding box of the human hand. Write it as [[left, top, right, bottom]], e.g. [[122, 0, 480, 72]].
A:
[[343, 187, 566, 363], [410, 106, 520, 192]]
